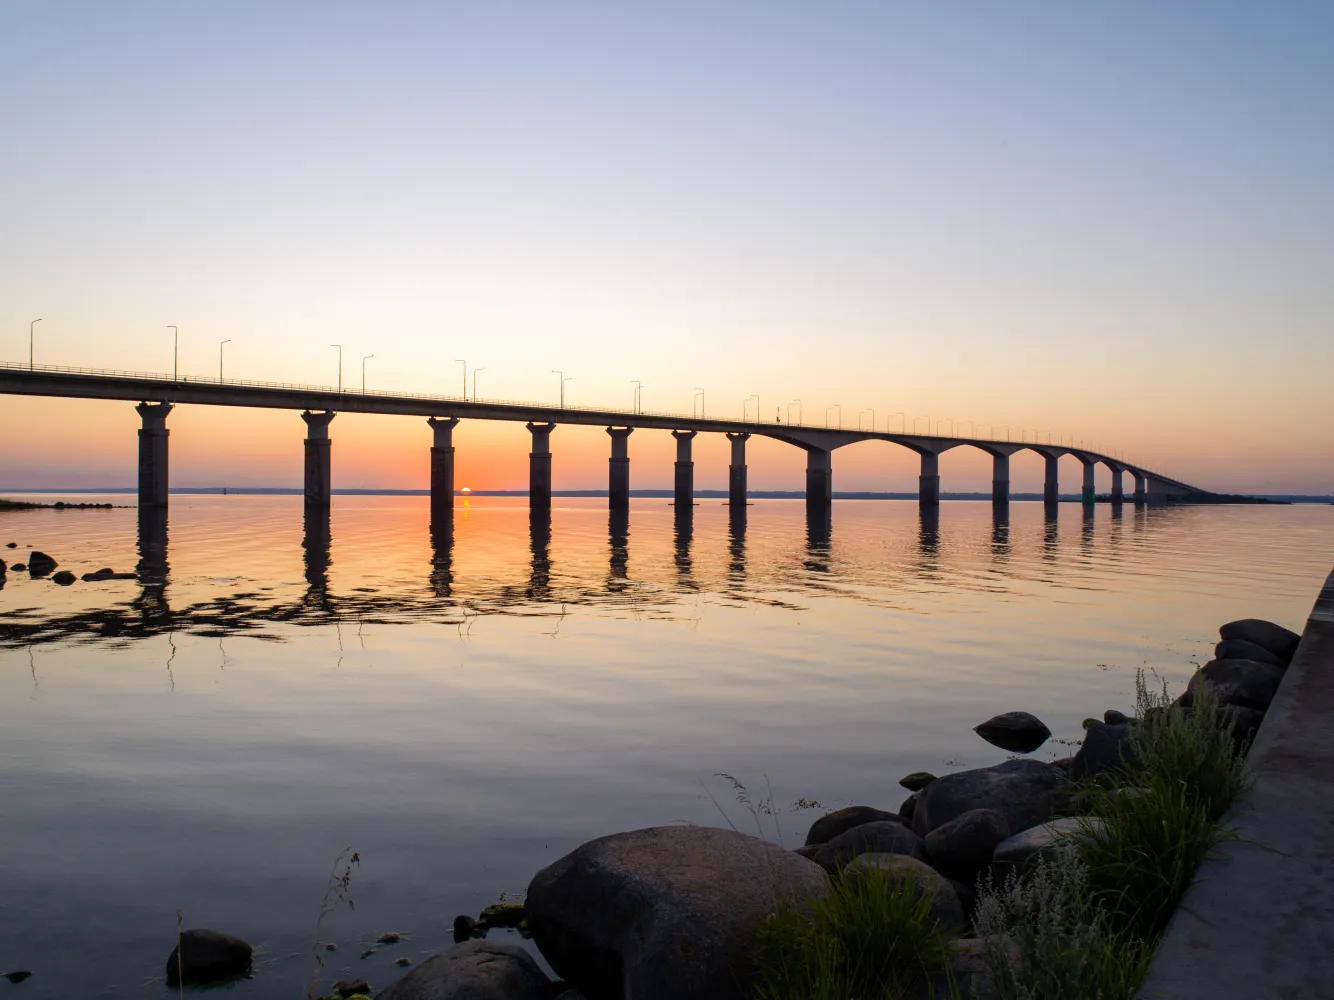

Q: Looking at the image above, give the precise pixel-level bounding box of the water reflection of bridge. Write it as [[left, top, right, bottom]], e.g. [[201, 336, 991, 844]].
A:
[[0, 501, 1140, 648]]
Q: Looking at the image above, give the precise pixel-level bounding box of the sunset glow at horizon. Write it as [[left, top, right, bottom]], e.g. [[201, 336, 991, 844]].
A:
[[2, 3, 1332, 494]]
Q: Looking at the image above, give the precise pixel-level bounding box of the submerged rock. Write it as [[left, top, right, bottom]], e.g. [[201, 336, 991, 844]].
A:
[[898, 771, 938, 791], [1219, 619, 1300, 663], [165, 928, 253, 986], [1182, 658, 1285, 712], [811, 820, 925, 874], [912, 759, 1069, 837], [378, 940, 550, 1000], [803, 805, 902, 846], [923, 808, 1011, 880], [973, 712, 1052, 753], [842, 854, 965, 934], [525, 825, 828, 1000]]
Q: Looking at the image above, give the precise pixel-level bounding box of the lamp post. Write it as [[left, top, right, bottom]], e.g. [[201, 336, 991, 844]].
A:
[[361, 354, 373, 392], [473, 367, 484, 401], [168, 326, 178, 380], [743, 394, 759, 422], [455, 359, 467, 399], [889, 411, 905, 433], [936, 417, 954, 436], [219, 339, 232, 381], [826, 405, 841, 429], [552, 370, 570, 408], [693, 388, 704, 418], [858, 408, 875, 431], [913, 415, 931, 434], [29, 318, 41, 370], [330, 344, 342, 391], [631, 380, 641, 414], [788, 400, 802, 424]]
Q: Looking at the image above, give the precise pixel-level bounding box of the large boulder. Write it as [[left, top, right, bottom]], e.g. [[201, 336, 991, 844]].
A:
[[922, 808, 1011, 880], [842, 854, 965, 934], [993, 817, 1106, 871], [1068, 722, 1139, 782], [1214, 638, 1284, 668], [1181, 658, 1285, 711], [26, 551, 57, 577], [973, 712, 1052, 753], [1218, 704, 1267, 747], [811, 821, 924, 874], [803, 805, 902, 847], [1219, 619, 1300, 664], [378, 940, 550, 1000], [911, 759, 1069, 837], [525, 825, 829, 1000], [165, 929, 253, 986]]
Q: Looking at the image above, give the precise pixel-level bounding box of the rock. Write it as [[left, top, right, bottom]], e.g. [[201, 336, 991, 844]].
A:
[[394, 957, 412, 967], [1182, 658, 1285, 711], [51, 570, 76, 585], [3, 972, 32, 984], [793, 844, 821, 860], [923, 808, 1011, 880], [907, 938, 1015, 1000], [5, 542, 15, 548], [325, 943, 338, 951], [525, 825, 829, 1000], [1082, 717, 1101, 730], [478, 902, 525, 929], [11, 563, 26, 572], [842, 854, 965, 933], [165, 928, 253, 986], [376, 931, 403, 944], [378, 940, 551, 1000], [803, 805, 902, 846], [811, 820, 925, 874], [993, 817, 1106, 870], [333, 979, 372, 998], [973, 712, 1052, 753], [360, 950, 376, 959], [948, 878, 978, 925], [1215, 638, 1284, 668], [1218, 704, 1267, 746], [911, 759, 1070, 837], [899, 771, 938, 791], [26, 551, 57, 577], [1219, 619, 1300, 663], [899, 793, 917, 822], [82, 567, 116, 582], [1068, 722, 1139, 782], [452, 915, 476, 943], [1103, 710, 1130, 725], [1049, 756, 1073, 772]]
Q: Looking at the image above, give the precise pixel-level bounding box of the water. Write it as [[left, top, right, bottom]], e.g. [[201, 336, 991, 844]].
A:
[[1, 495, 1330, 997]]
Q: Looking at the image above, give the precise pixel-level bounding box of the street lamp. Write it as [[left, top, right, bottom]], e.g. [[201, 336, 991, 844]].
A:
[[889, 412, 905, 433], [693, 388, 704, 418], [826, 405, 841, 429], [168, 326, 178, 380], [913, 415, 932, 434], [361, 354, 373, 392], [936, 418, 954, 436], [455, 359, 467, 399], [473, 367, 484, 401], [743, 394, 759, 422], [858, 408, 875, 431], [330, 344, 342, 391], [219, 339, 232, 381], [631, 380, 642, 414], [29, 318, 41, 370], [788, 399, 802, 424], [552, 371, 571, 408]]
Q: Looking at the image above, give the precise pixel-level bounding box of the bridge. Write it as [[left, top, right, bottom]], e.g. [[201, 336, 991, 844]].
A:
[[0, 361, 1206, 512]]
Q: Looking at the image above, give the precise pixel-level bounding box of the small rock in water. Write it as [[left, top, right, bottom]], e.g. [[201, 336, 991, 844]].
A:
[[165, 928, 253, 986], [974, 711, 1052, 753], [478, 902, 525, 929], [1082, 717, 1102, 730], [1103, 710, 1129, 725], [3, 971, 33, 984], [360, 949, 376, 960], [51, 571, 76, 586], [332, 978, 371, 998], [11, 563, 25, 572], [324, 942, 338, 952], [452, 915, 477, 943], [376, 931, 403, 944], [393, 957, 412, 967], [26, 551, 57, 577], [5, 542, 16, 548], [898, 771, 938, 791]]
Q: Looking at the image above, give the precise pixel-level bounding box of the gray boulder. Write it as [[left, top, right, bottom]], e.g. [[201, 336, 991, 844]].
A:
[[811, 820, 924, 874], [525, 825, 829, 1000], [1068, 722, 1139, 782], [803, 805, 902, 847], [1218, 704, 1267, 747], [842, 854, 965, 934], [993, 817, 1106, 871], [911, 759, 1069, 837], [165, 929, 253, 986], [1219, 619, 1300, 663], [333, 979, 372, 998], [898, 771, 938, 791], [973, 712, 1052, 753], [1181, 658, 1284, 711], [1103, 710, 1130, 725], [898, 793, 917, 822], [378, 940, 550, 1000], [1214, 638, 1285, 668], [922, 808, 1010, 880]]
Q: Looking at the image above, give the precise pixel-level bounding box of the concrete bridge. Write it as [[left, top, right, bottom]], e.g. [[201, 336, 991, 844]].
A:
[[0, 362, 1206, 511]]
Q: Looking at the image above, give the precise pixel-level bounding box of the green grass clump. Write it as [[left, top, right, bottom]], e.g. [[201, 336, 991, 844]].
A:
[[753, 866, 958, 1000]]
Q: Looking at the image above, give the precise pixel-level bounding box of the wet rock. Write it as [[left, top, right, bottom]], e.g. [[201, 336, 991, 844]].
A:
[[3, 972, 32, 984], [1182, 658, 1285, 711], [973, 712, 1052, 753], [394, 957, 412, 967], [51, 571, 76, 585], [1219, 619, 1300, 663], [1215, 638, 1284, 668], [923, 808, 1011, 880], [26, 552, 57, 577], [452, 915, 476, 943], [899, 793, 917, 822], [803, 805, 902, 846], [842, 854, 965, 934], [525, 825, 828, 1000], [82, 567, 116, 582], [360, 950, 376, 959], [478, 902, 525, 929], [11, 563, 25, 572], [109, 572, 138, 579], [898, 771, 938, 791], [912, 759, 1070, 837], [1103, 710, 1130, 725], [325, 943, 338, 951], [378, 940, 550, 1000], [333, 979, 371, 998], [376, 931, 403, 944], [4, 542, 15, 548], [1082, 717, 1101, 730], [993, 817, 1106, 871], [1068, 722, 1139, 782], [811, 820, 925, 874], [1049, 756, 1074, 772], [165, 928, 253, 986]]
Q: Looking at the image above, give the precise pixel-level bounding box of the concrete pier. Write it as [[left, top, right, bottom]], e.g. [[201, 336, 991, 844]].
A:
[[1133, 471, 1147, 505], [806, 448, 833, 508], [428, 416, 459, 511], [528, 421, 556, 508], [607, 427, 633, 510], [919, 451, 940, 506], [991, 452, 1010, 506], [135, 505, 169, 587], [1109, 466, 1125, 504], [1080, 456, 1096, 506], [726, 432, 749, 508], [1043, 452, 1060, 505], [301, 410, 336, 507], [302, 506, 332, 599], [429, 509, 453, 598], [672, 429, 697, 511], [136, 401, 173, 508]]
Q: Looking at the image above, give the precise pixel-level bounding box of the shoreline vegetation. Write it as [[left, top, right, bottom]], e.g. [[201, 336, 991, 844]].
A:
[[0, 497, 122, 510]]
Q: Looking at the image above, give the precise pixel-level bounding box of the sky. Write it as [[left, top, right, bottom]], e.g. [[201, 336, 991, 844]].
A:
[[2, 2, 1332, 494]]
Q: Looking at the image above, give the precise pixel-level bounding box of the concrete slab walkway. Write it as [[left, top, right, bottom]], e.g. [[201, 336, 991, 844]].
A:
[[1139, 566, 1334, 999]]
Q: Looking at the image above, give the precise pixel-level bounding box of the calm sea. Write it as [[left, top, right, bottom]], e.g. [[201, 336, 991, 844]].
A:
[[1, 495, 1331, 997]]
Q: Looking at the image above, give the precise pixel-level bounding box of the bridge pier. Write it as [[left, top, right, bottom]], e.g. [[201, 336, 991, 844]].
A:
[[136, 401, 173, 508], [301, 410, 336, 507], [1080, 456, 1097, 506], [919, 451, 940, 505], [528, 422, 556, 508], [1110, 467, 1125, 505], [1043, 453, 1060, 506], [727, 432, 749, 508], [607, 427, 633, 510], [672, 429, 697, 511], [428, 416, 459, 511], [991, 453, 1009, 506], [1133, 471, 1147, 506], [806, 448, 833, 509]]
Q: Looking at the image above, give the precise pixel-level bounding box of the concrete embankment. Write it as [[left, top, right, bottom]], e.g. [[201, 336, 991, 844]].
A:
[[1139, 565, 1334, 998]]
